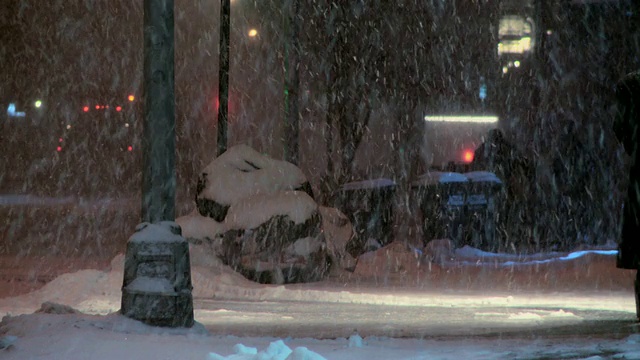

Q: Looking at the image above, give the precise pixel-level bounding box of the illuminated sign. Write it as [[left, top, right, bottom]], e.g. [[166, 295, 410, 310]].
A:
[[424, 115, 499, 123], [6, 103, 26, 117]]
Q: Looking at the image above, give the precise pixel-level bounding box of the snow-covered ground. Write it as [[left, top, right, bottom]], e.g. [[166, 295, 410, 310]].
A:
[[1, 149, 638, 359], [1, 245, 639, 360]]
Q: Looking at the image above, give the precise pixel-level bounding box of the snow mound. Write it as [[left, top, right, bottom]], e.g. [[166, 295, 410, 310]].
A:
[[225, 191, 318, 229], [197, 144, 309, 206], [207, 339, 326, 360]]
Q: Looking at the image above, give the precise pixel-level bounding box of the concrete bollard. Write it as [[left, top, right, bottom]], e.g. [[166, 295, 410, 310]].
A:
[[121, 221, 194, 327]]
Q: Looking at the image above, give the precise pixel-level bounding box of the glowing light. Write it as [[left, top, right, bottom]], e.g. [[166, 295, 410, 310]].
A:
[[124, 123, 129, 127], [424, 115, 499, 124], [83, 106, 89, 112], [59, 138, 63, 142], [56, 146, 62, 152], [514, 60, 521, 68], [66, 124, 71, 129], [127, 145, 133, 151], [463, 150, 475, 163], [128, 95, 135, 102], [7, 103, 26, 117], [248, 29, 258, 37], [502, 66, 509, 74], [116, 106, 122, 112], [34, 100, 42, 108], [95, 105, 100, 110], [498, 37, 532, 55]]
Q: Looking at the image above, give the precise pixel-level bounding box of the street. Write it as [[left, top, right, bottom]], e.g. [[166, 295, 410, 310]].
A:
[[195, 293, 639, 340]]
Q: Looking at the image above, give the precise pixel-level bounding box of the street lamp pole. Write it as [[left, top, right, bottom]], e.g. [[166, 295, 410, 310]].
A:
[[217, 0, 231, 156], [122, 0, 194, 329], [283, 0, 300, 165], [141, 0, 176, 223]]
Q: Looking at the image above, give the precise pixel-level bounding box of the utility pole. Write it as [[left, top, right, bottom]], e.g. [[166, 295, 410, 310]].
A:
[[217, 0, 230, 156], [283, 0, 300, 165], [141, 0, 176, 223]]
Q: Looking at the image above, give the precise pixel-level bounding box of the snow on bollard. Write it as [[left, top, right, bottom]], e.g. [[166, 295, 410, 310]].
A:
[[120, 221, 194, 328]]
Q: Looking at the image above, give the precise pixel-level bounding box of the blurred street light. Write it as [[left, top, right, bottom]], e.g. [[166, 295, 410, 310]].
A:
[[248, 28, 258, 37]]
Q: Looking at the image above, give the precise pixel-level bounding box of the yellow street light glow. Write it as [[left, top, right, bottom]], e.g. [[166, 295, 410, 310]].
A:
[[248, 28, 258, 37], [34, 100, 42, 108], [424, 115, 499, 123]]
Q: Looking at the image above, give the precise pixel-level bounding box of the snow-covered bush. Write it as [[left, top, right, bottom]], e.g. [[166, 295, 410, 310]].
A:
[[177, 144, 354, 284], [194, 144, 313, 222]]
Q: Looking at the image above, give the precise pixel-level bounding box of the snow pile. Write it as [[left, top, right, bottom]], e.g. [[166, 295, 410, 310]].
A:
[[225, 192, 317, 229], [197, 144, 309, 208], [348, 334, 364, 348], [176, 144, 356, 284], [207, 339, 326, 360]]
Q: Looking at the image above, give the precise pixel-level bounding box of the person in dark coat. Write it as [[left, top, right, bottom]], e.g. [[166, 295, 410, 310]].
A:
[[471, 128, 535, 250], [613, 71, 640, 321], [614, 71, 640, 271]]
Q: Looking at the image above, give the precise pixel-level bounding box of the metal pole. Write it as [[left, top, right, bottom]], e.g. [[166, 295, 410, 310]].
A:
[[141, 0, 176, 223], [284, 0, 300, 165], [217, 0, 230, 156]]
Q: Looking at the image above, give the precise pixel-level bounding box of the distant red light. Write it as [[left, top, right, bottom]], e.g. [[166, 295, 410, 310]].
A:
[[59, 138, 63, 142], [463, 150, 474, 163], [83, 106, 89, 112], [127, 145, 133, 152], [56, 146, 62, 152], [95, 105, 100, 110], [116, 106, 122, 112]]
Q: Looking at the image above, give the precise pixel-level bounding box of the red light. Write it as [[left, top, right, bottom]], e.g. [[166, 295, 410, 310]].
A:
[[58, 138, 63, 142], [56, 146, 62, 152], [116, 106, 122, 112], [95, 105, 100, 110], [105, 105, 109, 109], [83, 106, 89, 112], [127, 145, 133, 152], [463, 150, 474, 163]]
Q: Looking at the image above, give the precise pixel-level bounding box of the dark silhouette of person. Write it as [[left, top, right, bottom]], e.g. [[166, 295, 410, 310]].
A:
[[613, 71, 640, 321], [472, 129, 533, 192], [614, 74, 640, 263], [471, 128, 535, 248], [472, 129, 510, 177]]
